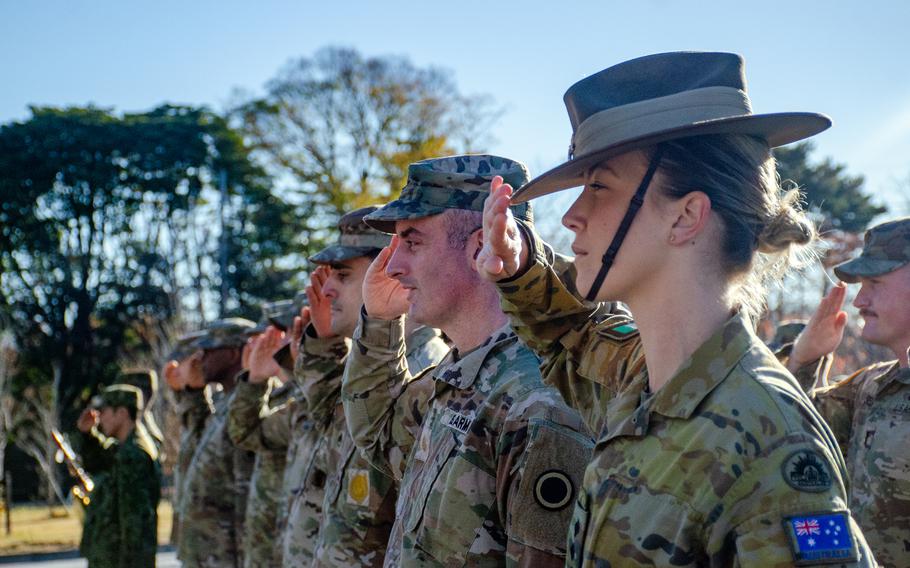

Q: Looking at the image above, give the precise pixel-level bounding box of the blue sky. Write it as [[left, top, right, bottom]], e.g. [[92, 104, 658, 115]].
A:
[[3, 0, 908, 223]]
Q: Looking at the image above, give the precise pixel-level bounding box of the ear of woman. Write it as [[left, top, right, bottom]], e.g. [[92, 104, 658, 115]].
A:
[[668, 191, 712, 246]]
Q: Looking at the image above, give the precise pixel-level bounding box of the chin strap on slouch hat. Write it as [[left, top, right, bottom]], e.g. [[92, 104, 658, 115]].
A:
[[584, 146, 665, 302]]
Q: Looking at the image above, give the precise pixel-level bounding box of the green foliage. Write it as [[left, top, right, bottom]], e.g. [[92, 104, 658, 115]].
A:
[[774, 142, 886, 233], [0, 105, 294, 423]]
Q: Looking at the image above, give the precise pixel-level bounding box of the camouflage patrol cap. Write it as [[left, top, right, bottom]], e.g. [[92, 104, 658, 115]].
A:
[[195, 318, 257, 350], [167, 330, 206, 362], [99, 384, 144, 414], [833, 217, 910, 283], [363, 155, 534, 234], [310, 206, 391, 265], [117, 368, 158, 400], [769, 320, 807, 351]]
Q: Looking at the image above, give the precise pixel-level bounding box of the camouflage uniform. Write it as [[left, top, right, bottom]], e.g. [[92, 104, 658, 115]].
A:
[[80, 386, 161, 568], [179, 319, 257, 568], [312, 324, 448, 567], [343, 156, 594, 566], [495, 223, 645, 434], [567, 314, 875, 566], [227, 376, 296, 568], [806, 217, 910, 567]]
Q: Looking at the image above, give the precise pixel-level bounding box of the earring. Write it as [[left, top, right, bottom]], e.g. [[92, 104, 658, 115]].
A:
[[668, 234, 675, 243]]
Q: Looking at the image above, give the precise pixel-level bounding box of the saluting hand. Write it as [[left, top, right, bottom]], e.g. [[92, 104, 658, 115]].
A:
[[249, 326, 285, 383], [164, 360, 184, 392], [289, 306, 312, 363], [363, 237, 409, 320], [77, 407, 98, 433], [787, 283, 848, 376], [184, 350, 206, 389], [477, 176, 526, 281], [307, 266, 334, 338]]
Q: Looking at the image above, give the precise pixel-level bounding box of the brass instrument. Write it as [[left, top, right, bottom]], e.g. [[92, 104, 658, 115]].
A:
[[51, 429, 94, 506]]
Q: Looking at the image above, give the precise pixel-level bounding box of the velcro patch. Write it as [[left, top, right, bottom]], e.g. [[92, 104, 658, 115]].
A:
[[598, 321, 639, 343], [784, 512, 858, 565], [534, 470, 574, 511], [346, 469, 370, 506], [441, 408, 473, 436], [782, 450, 833, 493]]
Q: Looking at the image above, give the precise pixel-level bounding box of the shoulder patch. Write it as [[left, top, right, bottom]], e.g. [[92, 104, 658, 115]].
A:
[[782, 450, 833, 493], [597, 320, 639, 343], [783, 511, 858, 565], [534, 470, 574, 511]]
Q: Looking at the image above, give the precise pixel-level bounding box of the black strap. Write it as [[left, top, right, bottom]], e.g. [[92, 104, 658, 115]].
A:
[[584, 147, 665, 302]]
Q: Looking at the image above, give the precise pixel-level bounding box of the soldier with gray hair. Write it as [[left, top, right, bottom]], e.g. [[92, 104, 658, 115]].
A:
[[787, 217, 910, 566], [343, 155, 592, 566]]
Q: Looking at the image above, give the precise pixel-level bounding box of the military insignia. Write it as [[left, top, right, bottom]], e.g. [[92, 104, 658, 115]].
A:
[[783, 512, 858, 565], [441, 408, 473, 436], [533, 470, 574, 511], [346, 469, 370, 506], [782, 450, 833, 493], [598, 320, 639, 343]]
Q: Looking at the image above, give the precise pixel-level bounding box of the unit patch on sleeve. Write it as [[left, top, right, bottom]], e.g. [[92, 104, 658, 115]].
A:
[[534, 470, 574, 511], [782, 450, 833, 493], [783, 512, 858, 565]]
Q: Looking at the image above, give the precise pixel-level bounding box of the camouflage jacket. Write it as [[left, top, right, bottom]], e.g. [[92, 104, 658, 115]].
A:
[[343, 314, 593, 567], [811, 361, 910, 567], [79, 429, 161, 568], [569, 314, 876, 567], [281, 327, 350, 565], [171, 387, 213, 555], [227, 376, 296, 568], [496, 228, 645, 435], [313, 325, 448, 567], [179, 385, 256, 568]]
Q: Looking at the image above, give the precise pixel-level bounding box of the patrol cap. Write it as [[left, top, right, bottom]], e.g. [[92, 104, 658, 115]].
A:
[[363, 155, 534, 234], [167, 330, 206, 362], [310, 206, 391, 264], [195, 318, 257, 350], [99, 384, 144, 414], [117, 368, 158, 400], [769, 320, 806, 351], [833, 217, 910, 283]]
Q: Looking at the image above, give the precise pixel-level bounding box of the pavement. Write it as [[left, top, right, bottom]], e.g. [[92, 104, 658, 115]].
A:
[[0, 547, 178, 567]]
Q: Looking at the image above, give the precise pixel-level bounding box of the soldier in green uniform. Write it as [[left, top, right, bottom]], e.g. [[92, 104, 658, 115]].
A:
[[342, 155, 593, 567], [280, 206, 448, 566], [478, 52, 875, 566], [786, 217, 910, 566], [78, 385, 161, 568], [118, 368, 165, 453], [179, 318, 257, 568]]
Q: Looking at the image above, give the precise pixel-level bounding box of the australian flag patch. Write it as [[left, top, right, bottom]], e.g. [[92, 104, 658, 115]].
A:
[[784, 512, 858, 565]]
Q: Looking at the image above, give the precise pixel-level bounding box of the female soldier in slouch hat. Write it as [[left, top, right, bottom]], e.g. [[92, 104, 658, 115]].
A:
[[479, 52, 876, 566]]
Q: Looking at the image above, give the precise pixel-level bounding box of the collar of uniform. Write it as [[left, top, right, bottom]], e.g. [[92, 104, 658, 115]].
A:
[[406, 325, 442, 357], [873, 361, 910, 389], [648, 313, 753, 419], [431, 323, 515, 390], [600, 313, 752, 444]]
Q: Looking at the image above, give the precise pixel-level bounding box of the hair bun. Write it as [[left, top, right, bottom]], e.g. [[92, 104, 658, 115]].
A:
[[757, 189, 815, 254]]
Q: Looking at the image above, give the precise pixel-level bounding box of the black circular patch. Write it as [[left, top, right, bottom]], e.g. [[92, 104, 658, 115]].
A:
[[781, 450, 833, 493], [534, 470, 574, 511]]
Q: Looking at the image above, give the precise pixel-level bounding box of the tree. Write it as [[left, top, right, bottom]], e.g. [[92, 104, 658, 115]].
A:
[[774, 142, 886, 233], [0, 105, 293, 427], [234, 46, 501, 240]]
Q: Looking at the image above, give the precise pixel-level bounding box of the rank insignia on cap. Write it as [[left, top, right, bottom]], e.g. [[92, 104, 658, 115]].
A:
[[534, 470, 574, 511], [347, 469, 370, 506], [782, 450, 833, 493], [783, 512, 858, 565]]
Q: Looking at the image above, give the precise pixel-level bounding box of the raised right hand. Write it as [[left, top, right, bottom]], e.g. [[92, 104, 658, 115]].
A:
[[306, 266, 334, 338], [787, 283, 848, 374], [248, 327, 285, 383], [476, 176, 527, 281], [363, 237, 410, 320], [163, 360, 183, 391], [289, 306, 312, 363], [77, 408, 98, 433]]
